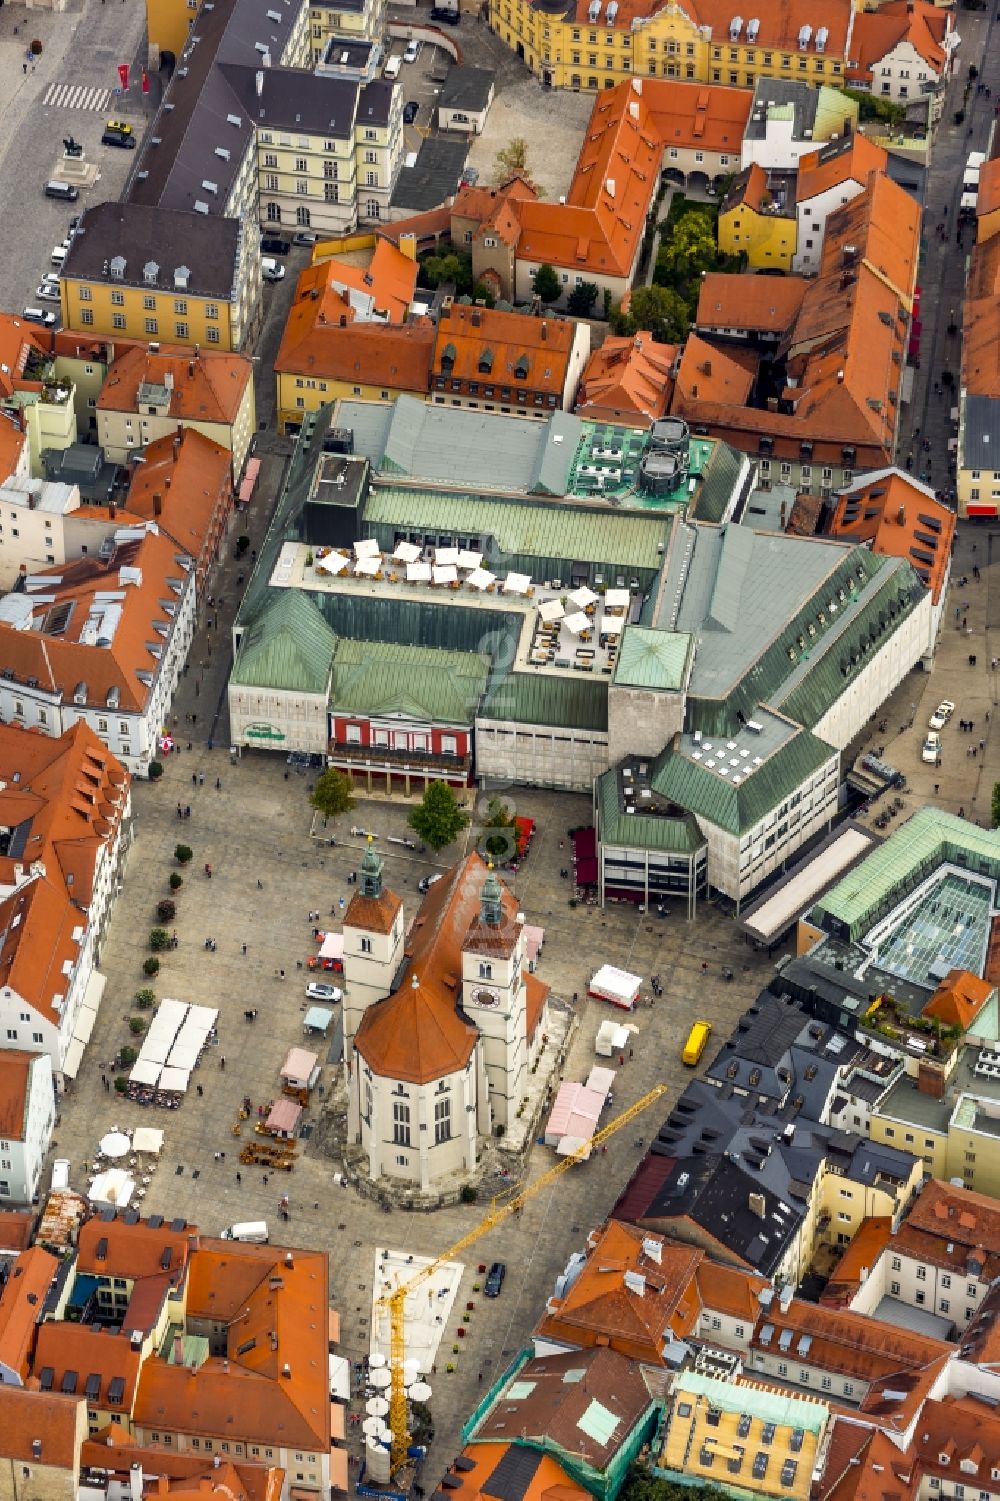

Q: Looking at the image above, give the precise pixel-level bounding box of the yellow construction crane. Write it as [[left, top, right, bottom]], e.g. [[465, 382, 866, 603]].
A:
[[375, 1083, 669, 1473]]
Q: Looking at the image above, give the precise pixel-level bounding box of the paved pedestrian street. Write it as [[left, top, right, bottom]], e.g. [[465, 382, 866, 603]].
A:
[[54, 751, 770, 1481]]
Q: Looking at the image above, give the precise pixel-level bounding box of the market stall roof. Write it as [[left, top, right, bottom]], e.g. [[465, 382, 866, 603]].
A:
[[132, 1127, 164, 1154], [316, 551, 349, 576], [319, 932, 344, 960], [266, 1098, 302, 1135], [538, 600, 564, 623], [159, 1066, 191, 1093], [281, 1046, 319, 1082], [304, 1005, 335, 1033], [524, 924, 544, 963], [129, 1060, 161, 1087], [392, 541, 421, 563]]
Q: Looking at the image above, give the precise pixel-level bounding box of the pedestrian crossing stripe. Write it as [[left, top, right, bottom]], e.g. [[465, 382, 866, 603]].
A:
[[43, 83, 113, 112]]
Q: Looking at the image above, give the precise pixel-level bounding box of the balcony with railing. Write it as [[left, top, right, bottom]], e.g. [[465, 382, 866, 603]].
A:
[[328, 740, 471, 775]]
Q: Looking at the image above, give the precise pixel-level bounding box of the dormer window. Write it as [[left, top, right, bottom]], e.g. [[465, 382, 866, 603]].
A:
[[440, 342, 456, 375], [478, 348, 494, 375]]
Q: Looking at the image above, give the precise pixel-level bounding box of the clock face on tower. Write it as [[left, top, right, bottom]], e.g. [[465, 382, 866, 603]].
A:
[[472, 987, 500, 1009]]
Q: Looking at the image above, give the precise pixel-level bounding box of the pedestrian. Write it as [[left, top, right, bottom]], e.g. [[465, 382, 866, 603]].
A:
[[219, 1055, 226, 1070], [279, 968, 285, 980], [242, 941, 248, 956], [22, 62, 27, 73], [177, 803, 183, 818], [215, 777, 222, 790], [934, 783, 940, 795], [980, 739, 985, 751], [236, 1171, 242, 1184], [257, 878, 263, 889], [192, 772, 198, 787], [199, 771, 205, 787], [185, 805, 192, 818], [263, 1173, 269, 1186]]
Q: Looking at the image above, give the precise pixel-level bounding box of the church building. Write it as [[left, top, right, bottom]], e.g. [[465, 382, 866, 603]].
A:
[[344, 844, 549, 1192]]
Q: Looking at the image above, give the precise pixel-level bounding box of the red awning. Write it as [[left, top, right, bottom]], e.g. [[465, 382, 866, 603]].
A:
[[573, 826, 597, 859], [576, 857, 599, 885], [968, 505, 998, 517]]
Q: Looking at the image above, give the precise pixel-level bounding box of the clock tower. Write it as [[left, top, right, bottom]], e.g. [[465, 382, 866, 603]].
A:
[[461, 865, 527, 1128], [342, 839, 404, 1053]]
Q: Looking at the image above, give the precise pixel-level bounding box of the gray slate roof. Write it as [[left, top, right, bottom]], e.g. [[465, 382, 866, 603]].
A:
[[962, 394, 1000, 474], [389, 136, 468, 212], [63, 202, 240, 299], [439, 66, 495, 112]]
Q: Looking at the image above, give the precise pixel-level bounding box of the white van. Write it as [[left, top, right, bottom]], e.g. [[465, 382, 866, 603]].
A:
[[221, 1220, 269, 1243], [51, 1159, 70, 1191], [384, 54, 402, 79]]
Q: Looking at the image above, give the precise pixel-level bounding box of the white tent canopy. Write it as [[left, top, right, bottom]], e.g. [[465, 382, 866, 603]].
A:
[[354, 538, 381, 558], [355, 555, 381, 577], [601, 615, 624, 634], [457, 549, 482, 570], [100, 1131, 130, 1159], [538, 599, 564, 623], [434, 546, 460, 566], [319, 931, 344, 960], [133, 1127, 164, 1154], [159, 1066, 191, 1093], [432, 564, 458, 585], [563, 611, 590, 635], [129, 1060, 161, 1087], [392, 541, 421, 563], [504, 572, 531, 595], [407, 561, 432, 583], [316, 551, 349, 576], [569, 585, 597, 609], [90, 1168, 135, 1207], [604, 587, 630, 608], [465, 568, 495, 590]]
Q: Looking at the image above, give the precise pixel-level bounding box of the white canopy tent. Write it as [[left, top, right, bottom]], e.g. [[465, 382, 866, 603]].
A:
[[129, 1059, 161, 1087], [100, 1131, 130, 1159], [604, 588, 630, 608], [465, 568, 495, 590], [355, 556, 382, 577], [392, 541, 421, 564], [563, 611, 590, 635], [316, 551, 349, 576], [538, 599, 564, 623], [159, 1066, 191, 1093], [434, 547, 460, 566], [89, 1168, 135, 1207], [432, 564, 458, 585], [569, 585, 597, 609], [166, 1038, 201, 1072], [600, 615, 624, 635], [354, 538, 381, 558], [133, 1126, 164, 1155], [457, 549, 482, 571], [319, 931, 344, 961], [504, 572, 531, 595], [407, 561, 432, 583]]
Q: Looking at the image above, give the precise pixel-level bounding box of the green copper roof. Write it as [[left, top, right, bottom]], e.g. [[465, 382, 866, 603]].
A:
[[614, 627, 693, 691], [330, 638, 491, 724], [674, 1370, 826, 1432], [809, 807, 1000, 942], [688, 440, 748, 524], [596, 768, 706, 854], [480, 672, 609, 732], [651, 728, 836, 836], [231, 590, 336, 694]]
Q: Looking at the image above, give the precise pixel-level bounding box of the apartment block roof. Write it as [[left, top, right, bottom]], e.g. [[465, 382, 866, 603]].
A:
[[574, 332, 675, 423], [828, 468, 954, 604], [847, 0, 950, 85], [905, 1177, 1000, 1249], [472, 1347, 653, 1472], [217, 62, 362, 137], [63, 204, 240, 301], [0, 526, 191, 714], [432, 305, 578, 398], [81, 1428, 284, 1501], [123, 429, 233, 559], [912, 1397, 1000, 1495], [0, 1246, 60, 1382], [77, 1214, 196, 1284], [32, 1322, 143, 1410], [277, 318, 434, 394], [795, 133, 888, 204], [0, 1384, 84, 1468], [97, 345, 252, 425], [0, 1051, 44, 1141], [743, 79, 858, 146]]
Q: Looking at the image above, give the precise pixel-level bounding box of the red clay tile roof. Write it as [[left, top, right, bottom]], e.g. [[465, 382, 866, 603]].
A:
[[696, 272, 807, 334], [32, 1323, 143, 1410], [0, 1211, 33, 1253], [343, 888, 402, 936], [312, 237, 418, 324], [446, 1442, 589, 1501], [923, 968, 994, 1030], [121, 428, 232, 560], [905, 1177, 1000, 1249], [0, 1385, 84, 1468], [847, 0, 949, 85], [977, 158, 1000, 222], [674, 332, 755, 406], [0, 1247, 59, 1381], [828, 469, 955, 603], [77, 1215, 196, 1284], [796, 134, 888, 203], [432, 305, 575, 396], [96, 346, 252, 423], [820, 1216, 893, 1307], [913, 1397, 1000, 1489], [275, 317, 434, 392], [575, 333, 675, 423], [81, 1428, 284, 1501], [355, 853, 524, 1084], [0, 1051, 43, 1140]]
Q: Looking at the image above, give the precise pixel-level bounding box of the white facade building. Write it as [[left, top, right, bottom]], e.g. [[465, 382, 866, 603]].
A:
[[0, 1052, 55, 1205]]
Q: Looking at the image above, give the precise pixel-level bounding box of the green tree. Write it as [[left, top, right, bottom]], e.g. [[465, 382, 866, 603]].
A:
[[654, 210, 717, 288], [494, 136, 529, 179], [134, 989, 155, 1010], [478, 796, 517, 862], [310, 768, 356, 823], [472, 280, 497, 307], [567, 281, 599, 317], [149, 928, 170, 953], [408, 781, 469, 852], [532, 263, 561, 304], [174, 843, 193, 865], [422, 252, 473, 293], [610, 284, 691, 344], [992, 782, 1000, 828]]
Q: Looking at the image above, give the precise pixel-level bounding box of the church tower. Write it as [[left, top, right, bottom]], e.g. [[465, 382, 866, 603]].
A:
[[342, 839, 404, 1053], [461, 864, 528, 1128]]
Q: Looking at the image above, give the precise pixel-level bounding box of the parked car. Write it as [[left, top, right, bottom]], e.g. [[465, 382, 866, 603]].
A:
[[44, 180, 79, 201], [922, 731, 942, 764], [261, 235, 291, 255], [431, 5, 460, 21], [403, 100, 419, 123], [484, 1261, 506, 1297], [292, 231, 318, 247], [928, 699, 955, 730], [36, 284, 61, 302], [459, 166, 479, 187], [306, 981, 343, 1003], [50, 242, 70, 265], [22, 306, 57, 326], [102, 119, 136, 148], [261, 257, 285, 282], [403, 38, 422, 61], [418, 872, 443, 893]]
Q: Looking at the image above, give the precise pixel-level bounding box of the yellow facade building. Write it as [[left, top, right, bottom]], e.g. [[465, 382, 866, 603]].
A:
[[488, 0, 850, 94], [661, 1372, 826, 1501], [718, 162, 796, 270], [309, 0, 385, 61]]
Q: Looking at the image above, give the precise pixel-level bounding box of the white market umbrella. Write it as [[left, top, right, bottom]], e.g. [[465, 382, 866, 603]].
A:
[[406, 561, 432, 583], [368, 1353, 387, 1369], [363, 1417, 384, 1438], [504, 572, 531, 595], [466, 568, 495, 590], [569, 585, 597, 609], [433, 564, 458, 585], [132, 1126, 164, 1155], [457, 549, 482, 570], [354, 538, 380, 558], [100, 1131, 131, 1159], [366, 1396, 390, 1416], [538, 599, 564, 624], [605, 587, 630, 608], [601, 615, 624, 634], [403, 1358, 420, 1373], [392, 541, 420, 563], [369, 1368, 392, 1389], [355, 555, 382, 577], [434, 546, 460, 566], [409, 1381, 433, 1402], [315, 551, 349, 576], [563, 611, 590, 635]]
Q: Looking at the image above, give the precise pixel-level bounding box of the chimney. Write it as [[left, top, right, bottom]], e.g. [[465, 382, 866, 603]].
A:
[[130, 1462, 144, 1501], [164, 477, 172, 490], [32, 1441, 42, 1461], [398, 231, 417, 262], [173, 1332, 184, 1365], [471, 308, 481, 327], [896, 505, 906, 524], [916, 1062, 945, 1099], [284, 1251, 294, 1269], [605, 177, 616, 197], [152, 492, 163, 517], [282, 1362, 292, 1378], [256, 68, 265, 95], [188, 361, 195, 378], [749, 1192, 766, 1219], [540, 321, 547, 341]]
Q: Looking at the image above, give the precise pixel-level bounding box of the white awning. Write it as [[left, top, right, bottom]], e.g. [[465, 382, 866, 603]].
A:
[[72, 1001, 99, 1047], [159, 1066, 191, 1093], [434, 546, 460, 566], [538, 600, 564, 623], [320, 932, 344, 960], [316, 551, 349, 576], [569, 586, 597, 609], [604, 588, 630, 608], [392, 541, 420, 563], [354, 538, 380, 558], [466, 568, 495, 590], [406, 561, 432, 583], [503, 572, 531, 595], [457, 549, 482, 570], [61, 1035, 86, 1080], [432, 564, 458, 585], [600, 615, 624, 635], [354, 555, 381, 577], [133, 1126, 164, 1154], [563, 611, 590, 635], [129, 1060, 162, 1087]]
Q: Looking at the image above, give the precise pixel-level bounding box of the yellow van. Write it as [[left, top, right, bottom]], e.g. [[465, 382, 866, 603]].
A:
[[682, 1020, 712, 1066]]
